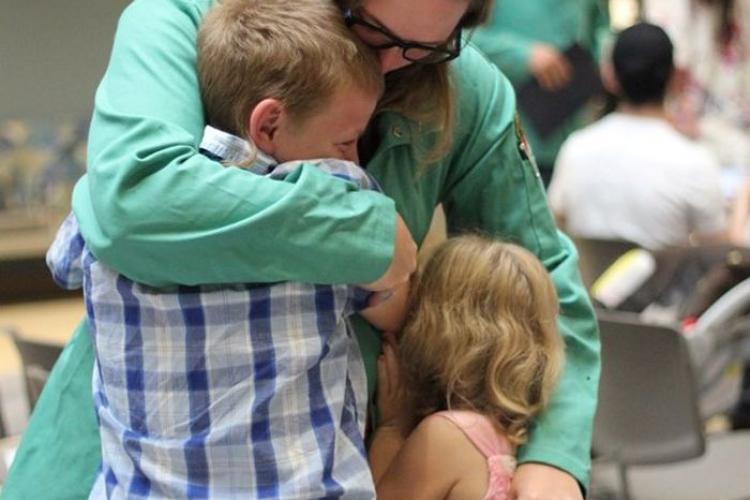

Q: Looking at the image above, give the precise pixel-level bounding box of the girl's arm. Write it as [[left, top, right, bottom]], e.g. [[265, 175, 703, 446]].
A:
[[74, 0, 402, 288], [372, 417, 465, 500]]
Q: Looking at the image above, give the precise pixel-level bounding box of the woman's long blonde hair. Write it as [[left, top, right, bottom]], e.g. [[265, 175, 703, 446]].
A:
[[399, 235, 564, 446], [335, 0, 493, 164]]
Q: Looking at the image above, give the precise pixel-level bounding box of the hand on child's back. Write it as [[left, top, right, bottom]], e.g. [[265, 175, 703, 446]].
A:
[[510, 463, 584, 500]]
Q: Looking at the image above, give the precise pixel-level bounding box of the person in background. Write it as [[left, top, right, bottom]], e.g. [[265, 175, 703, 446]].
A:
[[471, 0, 610, 186], [369, 235, 564, 499], [645, 0, 750, 177], [548, 22, 727, 250], [2, 1, 600, 499]]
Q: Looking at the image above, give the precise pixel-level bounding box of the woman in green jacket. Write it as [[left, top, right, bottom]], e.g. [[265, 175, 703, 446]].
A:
[[2, 0, 599, 499], [471, 0, 610, 186]]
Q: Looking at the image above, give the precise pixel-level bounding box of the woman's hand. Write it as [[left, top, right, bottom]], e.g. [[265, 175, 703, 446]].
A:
[[510, 463, 583, 500], [528, 44, 572, 91], [376, 337, 413, 436], [364, 214, 417, 292], [369, 337, 414, 483]]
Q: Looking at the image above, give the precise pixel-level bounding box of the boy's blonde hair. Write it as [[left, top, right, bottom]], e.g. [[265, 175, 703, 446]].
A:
[[197, 0, 383, 139], [399, 235, 564, 446]]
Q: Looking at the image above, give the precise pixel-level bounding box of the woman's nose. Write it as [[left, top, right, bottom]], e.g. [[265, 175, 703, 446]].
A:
[[378, 47, 410, 74]]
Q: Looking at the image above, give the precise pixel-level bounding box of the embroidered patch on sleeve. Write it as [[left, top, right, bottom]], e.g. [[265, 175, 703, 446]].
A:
[[513, 113, 542, 183]]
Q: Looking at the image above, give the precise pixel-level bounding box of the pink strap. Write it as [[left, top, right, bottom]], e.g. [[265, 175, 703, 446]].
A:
[[433, 410, 512, 457]]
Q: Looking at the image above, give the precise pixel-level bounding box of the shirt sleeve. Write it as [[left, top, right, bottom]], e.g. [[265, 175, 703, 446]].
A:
[[547, 139, 575, 218], [46, 212, 85, 290], [688, 152, 727, 235], [441, 48, 600, 488], [73, 0, 395, 287], [585, 0, 612, 61], [469, 14, 535, 84]]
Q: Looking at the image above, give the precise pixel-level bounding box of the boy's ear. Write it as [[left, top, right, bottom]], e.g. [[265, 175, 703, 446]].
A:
[[248, 98, 285, 155]]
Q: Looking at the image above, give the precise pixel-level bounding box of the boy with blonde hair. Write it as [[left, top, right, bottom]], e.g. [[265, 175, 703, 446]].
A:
[[47, 0, 404, 497]]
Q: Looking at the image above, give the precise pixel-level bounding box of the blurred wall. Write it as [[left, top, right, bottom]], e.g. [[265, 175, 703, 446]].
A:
[[0, 0, 130, 122]]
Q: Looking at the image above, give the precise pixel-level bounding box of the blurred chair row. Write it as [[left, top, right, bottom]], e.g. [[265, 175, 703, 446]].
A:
[[591, 310, 750, 500], [0, 326, 62, 484], [575, 237, 750, 499], [573, 237, 639, 290]]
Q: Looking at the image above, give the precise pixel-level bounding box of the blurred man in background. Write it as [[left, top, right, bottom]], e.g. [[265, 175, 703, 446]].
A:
[[472, 0, 610, 186], [548, 22, 727, 250]]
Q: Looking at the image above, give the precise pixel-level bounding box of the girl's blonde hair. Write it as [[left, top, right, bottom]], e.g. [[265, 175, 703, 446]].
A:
[[335, 0, 494, 164], [399, 235, 564, 446], [197, 0, 383, 139]]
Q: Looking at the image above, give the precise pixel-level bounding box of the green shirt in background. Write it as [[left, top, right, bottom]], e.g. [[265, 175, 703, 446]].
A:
[[471, 0, 610, 169], [2, 1, 599, 498]]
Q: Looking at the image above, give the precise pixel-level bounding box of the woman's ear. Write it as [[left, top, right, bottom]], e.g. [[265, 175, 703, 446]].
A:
[[248, 98, 285, 155]]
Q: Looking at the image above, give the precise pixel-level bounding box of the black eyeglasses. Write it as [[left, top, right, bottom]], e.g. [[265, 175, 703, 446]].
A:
[[343, 9, 462, 65]]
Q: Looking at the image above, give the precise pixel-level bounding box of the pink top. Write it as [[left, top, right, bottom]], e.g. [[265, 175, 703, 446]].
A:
[[434, 410, 517, 500]]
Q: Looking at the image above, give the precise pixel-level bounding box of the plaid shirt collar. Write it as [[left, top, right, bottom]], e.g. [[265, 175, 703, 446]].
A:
[[200, 125, 277, 174]]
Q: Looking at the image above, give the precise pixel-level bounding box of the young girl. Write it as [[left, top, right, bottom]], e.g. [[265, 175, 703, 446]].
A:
[[369, 235, 565, 500]]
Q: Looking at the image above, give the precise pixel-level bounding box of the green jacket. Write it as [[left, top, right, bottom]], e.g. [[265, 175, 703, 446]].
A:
[[471, 0, 610, 167], [2, 1, 599, 498]]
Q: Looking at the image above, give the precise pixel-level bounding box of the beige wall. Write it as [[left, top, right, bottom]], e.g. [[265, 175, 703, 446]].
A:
[[0, 0, 130, 122]]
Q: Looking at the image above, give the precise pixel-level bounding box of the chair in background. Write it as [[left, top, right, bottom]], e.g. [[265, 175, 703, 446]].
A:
[[0, 328, 64, 486], [572, 237, 638, 289], [591, 310, 750, 500], [2, 326, 63, 413], [0, 434, 21, 485]]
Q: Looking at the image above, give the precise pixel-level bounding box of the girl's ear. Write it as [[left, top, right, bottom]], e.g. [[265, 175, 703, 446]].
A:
[[248, 98, 285, 155]]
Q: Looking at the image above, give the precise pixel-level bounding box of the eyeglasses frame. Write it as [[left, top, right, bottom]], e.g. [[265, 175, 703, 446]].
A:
[[343, 8, 462, 64]]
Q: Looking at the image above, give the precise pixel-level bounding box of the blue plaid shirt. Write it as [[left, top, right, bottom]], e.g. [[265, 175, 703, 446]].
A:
[[48, 127, 382, 499]]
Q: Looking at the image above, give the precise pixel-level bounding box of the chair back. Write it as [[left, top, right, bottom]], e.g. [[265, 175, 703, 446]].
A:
[[5, 327, 63, 412], [593, 310, 705, 465], [573, 237, 638, 289]]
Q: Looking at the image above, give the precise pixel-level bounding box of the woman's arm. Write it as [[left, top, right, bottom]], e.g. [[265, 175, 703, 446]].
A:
[[586, 0, 612, 61], [359, 282, 410, 333], [441, 47, 600, 494], [74, 0, 405, 288]]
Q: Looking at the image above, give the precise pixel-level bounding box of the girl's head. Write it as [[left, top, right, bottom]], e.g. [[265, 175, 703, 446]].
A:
[[399, 235, 564, 446]]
